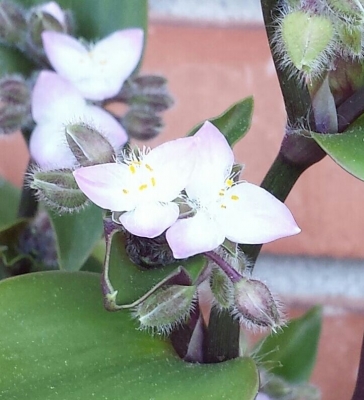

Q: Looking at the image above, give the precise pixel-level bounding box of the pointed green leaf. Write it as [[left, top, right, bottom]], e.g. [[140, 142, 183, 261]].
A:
[[254, 306, 322, 383], [188, 97, 254, 147], [107, 230, 206, 306], [312, 114, 364, 181], [48, 205, 103, 271], [0, 271, 259, 400], [0, 178, 20, 231]]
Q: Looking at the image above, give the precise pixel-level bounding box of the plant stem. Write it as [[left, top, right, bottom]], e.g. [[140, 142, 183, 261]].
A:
[[352, 332, 364, 400]]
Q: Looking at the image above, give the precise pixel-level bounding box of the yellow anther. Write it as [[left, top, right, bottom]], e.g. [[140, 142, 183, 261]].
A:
[[145, 163, 153, 172], [218, 190, 225, 196], [129, 164, 136, 174], [122, 189, 129, 194], [226, 179, 233, 187], [139, 184, 148, 191], [151, 177, 156, 187], [231, 195, 239, 201], [220, 204, 227, 209]]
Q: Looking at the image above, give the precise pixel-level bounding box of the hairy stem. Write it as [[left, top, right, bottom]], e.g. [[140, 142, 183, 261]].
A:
[[17, 161, 38, 219]]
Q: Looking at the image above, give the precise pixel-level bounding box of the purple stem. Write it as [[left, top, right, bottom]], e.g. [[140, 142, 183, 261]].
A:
[[204, 251, 242, 283]]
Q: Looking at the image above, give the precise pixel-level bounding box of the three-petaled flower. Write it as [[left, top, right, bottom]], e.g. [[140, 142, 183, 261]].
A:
[[166, 122, 301, 258], [73, 137, 196, 238], [42, 29, 144, 101], [29, 71, 127, 169]]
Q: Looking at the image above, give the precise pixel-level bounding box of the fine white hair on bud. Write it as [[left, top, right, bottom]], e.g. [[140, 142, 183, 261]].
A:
[[231, 278, 286, 333], [29, 167, 90, 214], [133, 285, 197, 335], [273, 5, 335, 81]]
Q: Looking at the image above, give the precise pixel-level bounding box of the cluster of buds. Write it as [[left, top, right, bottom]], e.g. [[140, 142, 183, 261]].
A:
[[0, 1, 173, 155], [275, 0, 364, 80]]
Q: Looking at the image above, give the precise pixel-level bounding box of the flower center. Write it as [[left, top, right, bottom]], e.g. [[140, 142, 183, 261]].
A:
[[217, 178, 240, 210]]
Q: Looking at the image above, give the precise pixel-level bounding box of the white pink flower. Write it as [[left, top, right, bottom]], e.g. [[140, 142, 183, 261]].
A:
[[29, 71, 127, 169], [42, 29, 144, 101], [73, 138, 196, 238], [166, 122, 301, 258]]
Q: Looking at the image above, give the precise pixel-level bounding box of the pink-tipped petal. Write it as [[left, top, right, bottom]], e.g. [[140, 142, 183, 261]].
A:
[[119, 201, 179, 238], [166, 211, 225, 259], [186, 121, 234, 202], [144, 136, 197, 202], [221, 183, 301, 244], [83, 105, 128, 150], [73, 163, 135, 211], [31, 71, 85, 123], [30, 122, 76, 169], [42, 32, 89, 85]]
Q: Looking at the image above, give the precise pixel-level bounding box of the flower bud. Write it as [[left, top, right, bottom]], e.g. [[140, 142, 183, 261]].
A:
[[280, 11, 334, 76], [65, 123, 116, 166], [337, 22, 362, 58], [118, 75, 174, 113], [122, 108, 163, 140], [0, 75, 31, 135], [134, 285, 197, 334], [0, 1, 27, 47], [232, 278, 284, 331], [30, 169, 89, 213], [18, 210, 57, 269], [209, 267, 234, 309], [123, 230, 177, 268], [326, 0, 364, 23]]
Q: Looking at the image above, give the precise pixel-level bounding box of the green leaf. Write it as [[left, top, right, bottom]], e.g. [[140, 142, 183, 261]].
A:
[[0, 271, 259, 400], [17, 0, 148, 39], [0, 219, 29, 267], [0, 46, 34, 76], [188, 97, 254, 147], [48, 205, 103, 271], [107, 230, 206, 306], [312, 114, 364, 180], [0, 178, 20, 231], [254, 306, 322, 383]]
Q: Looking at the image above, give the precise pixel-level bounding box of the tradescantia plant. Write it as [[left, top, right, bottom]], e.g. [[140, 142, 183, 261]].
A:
[[1, 0, 364, 399]]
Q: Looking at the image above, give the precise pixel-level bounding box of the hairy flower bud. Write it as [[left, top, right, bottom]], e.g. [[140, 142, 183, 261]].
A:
[[280, 10, 334, 76], [122, 107, 163, 140], [118, 75, 174, 113], [134, 285, 197, 334], [65, 123, 116, 166], [123, 230, 177, 269], [0, 75, 31, 135], [31, 169, 89, 213], [0, 1, 27, 47], [232, 278, 284, 331], [209, 266, 234, 309], [337, 22, 363, 58], [326, 0, 364, 24]]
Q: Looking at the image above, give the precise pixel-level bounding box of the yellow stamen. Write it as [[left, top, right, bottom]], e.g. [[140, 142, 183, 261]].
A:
[[129, 164, 136, 174], [231, 195, 239, 201], [151, 177, 156, 187], [218, 190, 225, 196], [122, 189, 129, 194], [220, 204, 227, 209], [139, 184, 148, 191], [226, 179, 233, 187], [145, 163, 153, 172]]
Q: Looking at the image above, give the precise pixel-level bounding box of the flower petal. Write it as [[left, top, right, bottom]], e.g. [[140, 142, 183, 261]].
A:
[[29, 121, 76, 169], [166, 211, 225, 259], [220, 182, 301, 244], [119, 201, 179, 238], [186, 121, 234, 203], [42, 29, 144, 101], [73, 163, 136, 211], [31, 71, 85, 123], [144, 136, 197, 202], [82, 105, 128, 150]]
